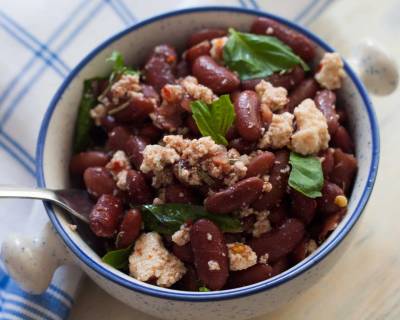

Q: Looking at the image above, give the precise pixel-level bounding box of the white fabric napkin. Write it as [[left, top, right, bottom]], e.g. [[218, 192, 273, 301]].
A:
[[0, 0, 333, 318]]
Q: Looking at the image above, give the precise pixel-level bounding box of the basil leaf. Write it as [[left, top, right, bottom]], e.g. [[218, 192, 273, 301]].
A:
[[106, 51, 139, 82], [288, 152, 323, 198], [101, 245, 133, 270], [73, 78, 99, 153], [199, 286, 210, 292], [191, 95, 235, 146], [223, 28, 309, 80], [141, 204, 242, 235]]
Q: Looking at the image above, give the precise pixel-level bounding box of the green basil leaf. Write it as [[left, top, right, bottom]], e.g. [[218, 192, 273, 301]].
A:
[[106, 51, 139, 81], [191, 95, 235, 146], [101, 245, 133, 270], [288, 152, 323, 198], [199, 286, 210, 292], [223, 28, 309, 80], [72, 78, 100, 153], [141, 204, 242, 235]]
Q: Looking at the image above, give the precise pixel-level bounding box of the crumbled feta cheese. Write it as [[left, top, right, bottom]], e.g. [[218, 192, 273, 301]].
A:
[[291, 99, 330, 155], [208, 260, 221, 271], [110, 74, 141, 104], [115, 170, 128, 190], [259, 112, 294, 149], [210, 37, 228, 62], [262, 175, 272, 193], [315, 52, 345, 90], [238, 207, 256, 218], [171, 224, 191, 246], [255, 80, 289, 112], [90, 104, 107, 126], [129, 232, 186, 288], [259, 253, 269, 264], [227, 242, 257, 271], [106, 150, 131, 176], [180, 76, 217, 104], [306, 239, 318, 255], [140, 145, 180, 173], [253, 211, 271, 238]]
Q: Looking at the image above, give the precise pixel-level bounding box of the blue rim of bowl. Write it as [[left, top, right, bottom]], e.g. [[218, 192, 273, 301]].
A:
[[37, 6, 380, 302]]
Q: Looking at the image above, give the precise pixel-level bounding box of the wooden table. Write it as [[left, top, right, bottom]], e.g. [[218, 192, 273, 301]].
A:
[[70, 0, 400, 318]]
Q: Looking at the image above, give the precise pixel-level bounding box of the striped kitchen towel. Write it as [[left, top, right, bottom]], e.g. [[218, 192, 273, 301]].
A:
[[0, 0, 333, 318]]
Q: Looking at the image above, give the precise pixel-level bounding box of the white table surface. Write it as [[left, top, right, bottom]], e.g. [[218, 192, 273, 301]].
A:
[[69, 0, 400, 319]]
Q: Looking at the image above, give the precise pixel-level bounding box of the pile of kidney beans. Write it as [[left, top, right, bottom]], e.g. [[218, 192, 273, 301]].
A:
[[69, 17, 358, 291]]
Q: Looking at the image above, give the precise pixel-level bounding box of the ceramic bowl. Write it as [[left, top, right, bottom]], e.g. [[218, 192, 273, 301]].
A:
[[2, 6, 382, 320]]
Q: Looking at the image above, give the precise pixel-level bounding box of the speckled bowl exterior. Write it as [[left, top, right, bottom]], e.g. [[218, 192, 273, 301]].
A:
[[36, 7, 379, 320]]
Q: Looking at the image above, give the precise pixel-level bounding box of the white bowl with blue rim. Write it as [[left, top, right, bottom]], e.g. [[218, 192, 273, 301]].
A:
[[1, 6, 385, 320]]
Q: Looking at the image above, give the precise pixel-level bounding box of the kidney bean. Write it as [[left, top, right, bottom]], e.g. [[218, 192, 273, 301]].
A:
[[192, 55, 240, 94], [177, 265, 198, 291], [290, 237, 308, 263], [234, 90, 262, 141], [286, 78, 319, 112], [250, 17, 316, 61], [100, 115, 117, 132], [176, 59, 190, 78], [70, 151, 110, 176], [320, 148, 335, 178], [144, 44, 177, 92], [113, 94, 155, 123], [249, 218, 305, 263], [241, 66, 305, 91], [331, 149, 357, 193], [125, 135, 148, 170], [271, 257, 290, 277], [332, 125, 354, 154], [245, 151, 275, 178], [115, 209, 142, 249], [83, 167, 116, 198], [106, 126, 131, 151], [151, 102, 183, 132], [314, 90, 339, 135], [337, 108, 348, 126], [172, 242, 194, 264], [241, 215, 256, 234], [253, 150, 290, 211], [165, 184, 197, 204], [268, 205, 289, 228], [227, 264, 273, 289], [319, 208, 346, 241], [89, 194, 123, 238], [187, 28, 227, 47], [228, 138, 257, 154], [224, 233, 244, 244], [141, 84, 160, 103], [190, 219, 229, 290], [185, 41, 211, 63], [317, 181, 344, 215], [185, 115, 201, 136], [205, 177, 264, 214], [138, 123, 162, 143], [290, 189, 317, 224], [126, 169, 153, 204]]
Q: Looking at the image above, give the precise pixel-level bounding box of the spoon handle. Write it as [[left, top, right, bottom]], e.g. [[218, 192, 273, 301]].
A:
[[0, 186, 89, 223]]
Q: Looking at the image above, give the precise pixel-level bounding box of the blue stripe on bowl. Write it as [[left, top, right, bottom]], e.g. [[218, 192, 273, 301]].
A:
[[36, 6, 380, 302]]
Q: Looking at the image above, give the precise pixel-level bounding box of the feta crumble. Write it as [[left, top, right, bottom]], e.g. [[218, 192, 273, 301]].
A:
[[290, 99, 330, 155], [171, 224, 191, 246], [208, 260, 221, 271], [255, 80, 289, 112], [129, 232, 186, 288], [227, 242, 257, 271], [315, 52, 345, 90], [259, 112, 294, 149]]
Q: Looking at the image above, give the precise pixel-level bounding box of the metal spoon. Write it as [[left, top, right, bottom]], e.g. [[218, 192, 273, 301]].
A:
[[0, 186, 91, 224]]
